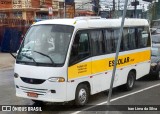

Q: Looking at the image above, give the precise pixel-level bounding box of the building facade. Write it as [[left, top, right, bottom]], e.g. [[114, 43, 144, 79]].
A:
[[0, 0, 94, 20]]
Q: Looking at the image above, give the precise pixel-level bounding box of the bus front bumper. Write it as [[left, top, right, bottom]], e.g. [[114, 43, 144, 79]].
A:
[[15, 80, 67, 102]]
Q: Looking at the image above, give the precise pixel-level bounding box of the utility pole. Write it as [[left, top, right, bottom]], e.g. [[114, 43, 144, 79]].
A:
[[64, 2, 66, 18], [112, 0, 116, 17], [113, 0, 115, 11], [131, 0, 139, 18], [134, 0, 137, 18], [107, 0, 129, 110], [118, 0, 120, 17]]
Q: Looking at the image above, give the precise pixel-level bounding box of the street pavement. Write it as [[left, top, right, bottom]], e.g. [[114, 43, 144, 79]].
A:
[[0, 53, 15, 70]]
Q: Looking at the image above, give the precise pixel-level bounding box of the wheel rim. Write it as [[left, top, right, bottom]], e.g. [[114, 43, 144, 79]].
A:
[[128, 74, 134, 88], [78, 88, 87, 104]]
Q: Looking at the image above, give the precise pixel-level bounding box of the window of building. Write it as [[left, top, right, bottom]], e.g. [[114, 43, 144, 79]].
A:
[[13, 0, 22, 8], [40, 0, 45, 5]]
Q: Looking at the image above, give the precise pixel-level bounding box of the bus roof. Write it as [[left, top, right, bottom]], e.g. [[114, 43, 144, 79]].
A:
[[33, 17, 149, 29]]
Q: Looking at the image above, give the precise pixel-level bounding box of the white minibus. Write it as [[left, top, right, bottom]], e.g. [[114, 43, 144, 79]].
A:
[[14, 17, 151, 106]]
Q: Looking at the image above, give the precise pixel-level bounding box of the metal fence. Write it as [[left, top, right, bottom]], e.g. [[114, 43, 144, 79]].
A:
[[0, 18, 33, 52]]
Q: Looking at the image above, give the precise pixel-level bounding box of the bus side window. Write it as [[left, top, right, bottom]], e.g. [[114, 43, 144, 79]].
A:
[[128, 28, 136, 50], [142, 27, 151, 47], [136, 28, 144, 48], [104, 29, 112, 53], [123, 28, 129, 51], [90, 30, 105, 55], [111, 29, 121, 52], [69, 33, 90, 66]]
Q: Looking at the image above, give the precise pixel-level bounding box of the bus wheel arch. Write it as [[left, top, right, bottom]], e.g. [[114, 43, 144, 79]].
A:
[[75, 81, 90, 106], [124, 69, 136, 91]]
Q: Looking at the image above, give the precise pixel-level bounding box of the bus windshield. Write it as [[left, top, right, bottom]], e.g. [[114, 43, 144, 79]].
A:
[[16, 24, 74, 67]]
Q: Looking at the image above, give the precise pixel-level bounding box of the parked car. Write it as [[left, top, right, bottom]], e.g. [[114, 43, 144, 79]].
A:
[[150, 44, 160, 79], [151, 28, 160, 35], [152, 34, 160, 44]]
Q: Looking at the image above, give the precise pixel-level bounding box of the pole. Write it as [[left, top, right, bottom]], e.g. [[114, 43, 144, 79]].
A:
[[107, 0, 129, 106], [134, 0, 137, 18], [118, 0, 120, 17], [112, 0, 115, 17], [64, 2, 66, 18]]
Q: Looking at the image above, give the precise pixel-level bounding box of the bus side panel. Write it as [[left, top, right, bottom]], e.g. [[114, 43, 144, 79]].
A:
[[67, 58, 92, 101], [136, 62, 150, 79], [91, 54, 112, 94], [66, 78, 92, 101]]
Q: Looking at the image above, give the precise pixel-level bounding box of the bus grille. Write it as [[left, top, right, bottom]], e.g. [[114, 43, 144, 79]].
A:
[[19, 86, 48, 95], [20, 77, 45, 84]]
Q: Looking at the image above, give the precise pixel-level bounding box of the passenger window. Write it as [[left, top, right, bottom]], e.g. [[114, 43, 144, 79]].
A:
[[112, 29, 120, 52], [104, 29, 112, 53], [128, 28, 136, 49], [123, 28, 136, 50], [69, 33, 90, 65], [104, 29, 120, 53], [90, 30, 105, 55], [136, 27, 145, 48], [142, 27, 150, 47], [122, 28, 129, 51]]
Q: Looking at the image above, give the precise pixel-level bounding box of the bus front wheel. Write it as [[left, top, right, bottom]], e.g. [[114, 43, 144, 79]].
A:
[[75, 84, 89, 106]]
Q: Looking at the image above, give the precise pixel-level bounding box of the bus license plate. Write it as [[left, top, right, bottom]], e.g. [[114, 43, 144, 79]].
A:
[[27, 92, 38, 98]]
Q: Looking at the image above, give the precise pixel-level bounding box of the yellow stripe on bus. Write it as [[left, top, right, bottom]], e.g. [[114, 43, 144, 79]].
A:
[[68, 50, 151, 80]]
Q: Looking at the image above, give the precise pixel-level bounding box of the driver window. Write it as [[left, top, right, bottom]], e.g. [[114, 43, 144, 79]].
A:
[[69, 32, 90, 65]]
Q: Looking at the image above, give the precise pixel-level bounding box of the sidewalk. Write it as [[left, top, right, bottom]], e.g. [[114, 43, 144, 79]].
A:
[[0, 53, 15, 70]]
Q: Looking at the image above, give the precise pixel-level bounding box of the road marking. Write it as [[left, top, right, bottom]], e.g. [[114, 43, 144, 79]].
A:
[[72, 83, 160, 114]]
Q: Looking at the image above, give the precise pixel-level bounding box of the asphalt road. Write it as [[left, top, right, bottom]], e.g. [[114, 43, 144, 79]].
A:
[[0, 69, 160, 114]]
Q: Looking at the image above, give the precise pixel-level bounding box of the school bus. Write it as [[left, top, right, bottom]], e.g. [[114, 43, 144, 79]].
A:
[[14, 17, 151, 106]]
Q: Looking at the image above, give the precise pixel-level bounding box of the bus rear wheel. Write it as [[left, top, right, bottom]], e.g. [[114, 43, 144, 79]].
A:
[[124, 71, 136, 91], [75, 84, 89, 106]]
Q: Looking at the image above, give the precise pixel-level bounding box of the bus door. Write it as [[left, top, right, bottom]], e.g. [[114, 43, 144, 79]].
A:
[[68, 31, 92, 81]]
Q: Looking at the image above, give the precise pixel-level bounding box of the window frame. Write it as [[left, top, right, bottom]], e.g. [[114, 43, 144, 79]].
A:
[[89, 29, 106, 56], [69, 30, 91, 66]]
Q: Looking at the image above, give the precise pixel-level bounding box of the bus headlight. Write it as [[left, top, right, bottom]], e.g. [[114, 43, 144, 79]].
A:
[[48, 77, 65, 82]]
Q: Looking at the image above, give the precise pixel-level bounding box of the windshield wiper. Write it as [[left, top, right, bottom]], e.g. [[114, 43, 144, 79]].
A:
[[33, 51, 55, 65], [21, 54, 37, 65]]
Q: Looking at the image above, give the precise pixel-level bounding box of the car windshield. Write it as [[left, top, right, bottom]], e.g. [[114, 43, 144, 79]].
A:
[[152, 34, 160, 43], [151, 47, 160, 56], [16, 24, 74, 67]]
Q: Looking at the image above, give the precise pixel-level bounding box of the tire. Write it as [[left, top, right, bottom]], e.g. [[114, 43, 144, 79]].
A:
[[155, 64, 160, 80], [124, 71, 136, 91], [155, 70, 160, 80], [75, 84, 89, 106]]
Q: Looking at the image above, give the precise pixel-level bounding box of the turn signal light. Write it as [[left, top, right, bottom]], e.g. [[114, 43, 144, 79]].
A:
[[48, 77, 65, 82]]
